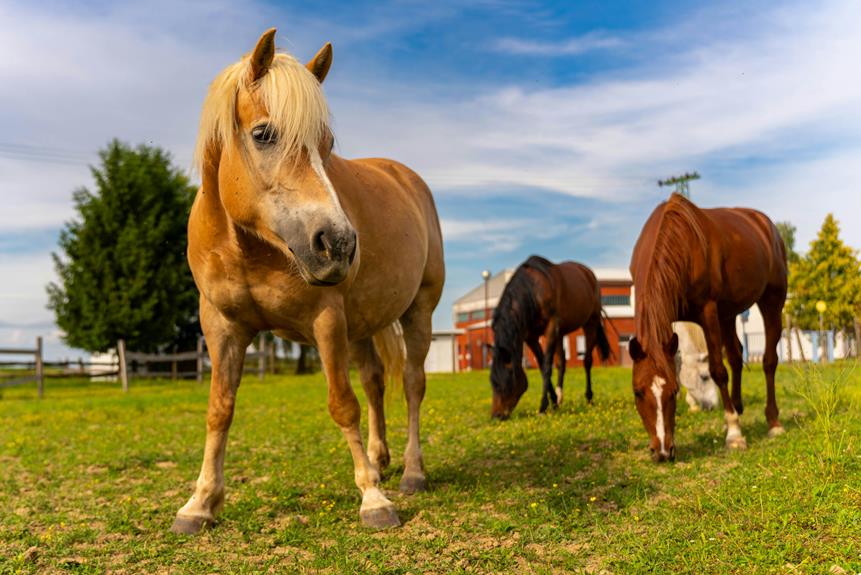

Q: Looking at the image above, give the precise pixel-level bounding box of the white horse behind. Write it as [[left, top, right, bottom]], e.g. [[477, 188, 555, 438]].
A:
[[673, 322, 720, 411]]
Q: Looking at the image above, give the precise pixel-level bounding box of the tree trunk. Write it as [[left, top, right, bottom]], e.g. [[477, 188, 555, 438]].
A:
[[854, 317, 861, 359], [296, 344, 313, 375]]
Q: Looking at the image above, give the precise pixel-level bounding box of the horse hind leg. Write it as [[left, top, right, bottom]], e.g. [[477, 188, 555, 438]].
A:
[[349, 338, 390, 473], [759, 288, 786, 437], [583, 321, 601, 404]]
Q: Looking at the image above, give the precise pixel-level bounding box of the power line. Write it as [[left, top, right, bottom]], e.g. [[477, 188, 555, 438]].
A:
[[0, 142, 96, 166]]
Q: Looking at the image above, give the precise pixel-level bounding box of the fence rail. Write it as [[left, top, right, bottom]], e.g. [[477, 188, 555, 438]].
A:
[[0, 337, 43, 398], [1, 334, 288, 399]]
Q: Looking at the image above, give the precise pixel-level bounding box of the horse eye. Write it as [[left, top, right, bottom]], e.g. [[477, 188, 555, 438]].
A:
[[634, 389, 645, 399], [251, 124, 277, 145]]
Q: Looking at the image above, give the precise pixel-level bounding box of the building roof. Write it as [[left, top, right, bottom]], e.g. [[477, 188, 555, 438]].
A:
[[591, 267, 632, 282], [453, 269, 514, 307]]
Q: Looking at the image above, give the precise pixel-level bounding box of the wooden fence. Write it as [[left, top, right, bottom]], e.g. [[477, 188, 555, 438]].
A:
[[0, 334, 280, 399], [0, 337, 44, 398], [117, 334, 271, 391]]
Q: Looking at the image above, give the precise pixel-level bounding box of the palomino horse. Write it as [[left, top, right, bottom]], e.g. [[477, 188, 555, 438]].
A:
[[172, 29, 444, 532], [628, 193, 787, 462], [673, 321, 719, 412], [490, 256, 610, 418]]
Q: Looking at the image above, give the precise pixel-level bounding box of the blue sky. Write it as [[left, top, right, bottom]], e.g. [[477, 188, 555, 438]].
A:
[[1, 0, 860, 359]]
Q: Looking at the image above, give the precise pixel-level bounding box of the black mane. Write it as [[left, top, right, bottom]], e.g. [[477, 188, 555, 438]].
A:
[[490, 256, 553, 392]]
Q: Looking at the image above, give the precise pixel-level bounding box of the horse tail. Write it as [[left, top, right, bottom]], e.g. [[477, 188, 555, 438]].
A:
[[372, 321, 406, 400], [595, 313, 612, 363]]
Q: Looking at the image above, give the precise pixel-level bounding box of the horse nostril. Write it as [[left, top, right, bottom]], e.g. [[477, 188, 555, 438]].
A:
[[312, 229, 332, 258], [347, 230, 357, 264]]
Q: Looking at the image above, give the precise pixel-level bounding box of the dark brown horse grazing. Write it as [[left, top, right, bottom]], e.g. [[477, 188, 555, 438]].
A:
[[490, 256, 610, 419], [628, 193, 787, 462]]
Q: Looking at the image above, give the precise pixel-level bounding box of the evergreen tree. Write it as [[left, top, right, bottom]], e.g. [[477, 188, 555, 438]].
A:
[[787, 214, 861, 331], [47, 140, 199, 352]]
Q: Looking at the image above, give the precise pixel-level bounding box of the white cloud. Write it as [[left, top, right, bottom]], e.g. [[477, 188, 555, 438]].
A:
[[492, 32, 624, 56], [333, 0, 861, 208]]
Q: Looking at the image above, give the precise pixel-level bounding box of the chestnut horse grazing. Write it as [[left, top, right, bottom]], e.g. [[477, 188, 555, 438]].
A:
[[172, 29, 444, 532], [628, 193, 787, 462], [490, 256, 610, 419]]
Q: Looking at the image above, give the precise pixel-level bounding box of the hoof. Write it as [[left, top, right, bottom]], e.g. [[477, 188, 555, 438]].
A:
[[360, 504, 401, 529], [767, 425, 786, 438], [726, 436, 748, 450], [170, 515, 209, 535], [399, 473, 427, 494]]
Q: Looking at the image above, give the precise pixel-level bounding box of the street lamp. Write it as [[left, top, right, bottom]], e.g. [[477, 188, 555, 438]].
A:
[[815, 300, 827, 363], [482, 270, 491, 369]]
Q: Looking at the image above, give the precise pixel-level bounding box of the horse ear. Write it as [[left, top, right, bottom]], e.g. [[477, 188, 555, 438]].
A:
[[306, 42, 333, 83], [666, 333, 679, 356], [629, 337, 646, 362], [250, 28, 277, 82]]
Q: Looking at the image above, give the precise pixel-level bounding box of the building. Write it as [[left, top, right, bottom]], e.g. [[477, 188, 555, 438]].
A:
[[452, 267, 636, 371], [424, 329, 461, 373]]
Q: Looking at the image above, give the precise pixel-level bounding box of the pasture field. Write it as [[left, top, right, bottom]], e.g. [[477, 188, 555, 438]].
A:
[[1, 363, 859, 574]]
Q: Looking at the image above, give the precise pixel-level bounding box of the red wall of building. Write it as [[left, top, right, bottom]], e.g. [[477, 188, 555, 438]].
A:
[[455, 283, 635, 371]]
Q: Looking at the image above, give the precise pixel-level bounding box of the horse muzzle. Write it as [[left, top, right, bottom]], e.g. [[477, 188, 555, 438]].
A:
[[291, 222, 357, 286], [650, 445, 676, 463]]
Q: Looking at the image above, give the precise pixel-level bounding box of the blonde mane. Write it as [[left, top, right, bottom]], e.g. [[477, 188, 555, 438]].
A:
[[194, 50, 330, 171], [635, 194, 708, 351]]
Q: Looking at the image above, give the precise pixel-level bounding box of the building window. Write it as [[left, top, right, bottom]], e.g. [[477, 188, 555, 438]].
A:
[[602, 294, 630, 306], [456, 312, 469, 323], [471, 309, 486, 320]]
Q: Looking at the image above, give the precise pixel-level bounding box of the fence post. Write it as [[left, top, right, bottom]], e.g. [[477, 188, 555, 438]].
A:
[[118, 339, 128, 392], [258, 333, 266, 382], [171, 358, 178, 380], [197, 336, 205, 385], [35, 336, 44, 399]]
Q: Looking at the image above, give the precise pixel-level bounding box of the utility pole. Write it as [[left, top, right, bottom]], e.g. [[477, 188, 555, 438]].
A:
[[658, 172, 700, 198]]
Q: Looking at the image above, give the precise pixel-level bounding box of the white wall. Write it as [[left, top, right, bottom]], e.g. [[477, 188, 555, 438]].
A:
[[425, 333, 457, 373]]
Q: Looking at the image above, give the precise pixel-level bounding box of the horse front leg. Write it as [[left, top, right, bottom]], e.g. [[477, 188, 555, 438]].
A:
[[539, 322, 559, 413], [700, 303, 746, 450], [172, 301, 253, 534], [555, 338, 567, 407], [315, 305, 399, 529]]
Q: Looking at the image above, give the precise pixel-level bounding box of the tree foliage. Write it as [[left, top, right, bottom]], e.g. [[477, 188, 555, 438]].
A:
[[47, 140, 199, 353], [775, 221, 800, 266], [787, 214, 861, 331]]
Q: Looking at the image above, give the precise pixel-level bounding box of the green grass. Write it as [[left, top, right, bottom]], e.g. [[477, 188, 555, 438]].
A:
[[1, 363, 859, 574]]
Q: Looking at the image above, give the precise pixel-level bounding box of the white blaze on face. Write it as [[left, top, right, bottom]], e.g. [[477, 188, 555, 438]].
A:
[[651, 376, 669, 457], [309, 148, 348, 221]]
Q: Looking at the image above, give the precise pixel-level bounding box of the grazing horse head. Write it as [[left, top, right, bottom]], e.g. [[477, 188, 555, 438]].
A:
[[490, 343, 528, 419], [489, 264, 542, 419], [628, 333, 679, 462], [195, 28, 356, 286]]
